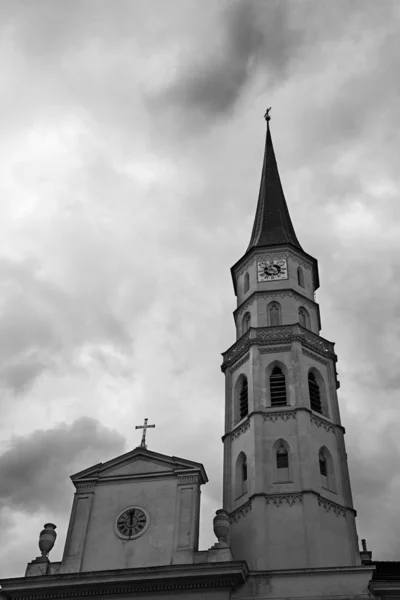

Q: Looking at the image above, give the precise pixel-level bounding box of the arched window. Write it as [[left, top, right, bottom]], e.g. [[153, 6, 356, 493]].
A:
[[235, 452, 248, 497], [270, 366, 287, 406], [239, 377, 248, 420], [319, 450, 327, 477], [242, 312, 251, 335], [244, 272, 250, 293], [277, 445, 289, 469], [274, 440, 290, 483], [308, 372, 322, 414], [318, 447, 336, 492], [299, 307, 310, 329], [297, 267, 304, 287], [268, 301, 281, 326]]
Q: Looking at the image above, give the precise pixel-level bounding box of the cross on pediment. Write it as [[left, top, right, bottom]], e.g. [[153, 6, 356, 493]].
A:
[[135, 418, 155, 449]]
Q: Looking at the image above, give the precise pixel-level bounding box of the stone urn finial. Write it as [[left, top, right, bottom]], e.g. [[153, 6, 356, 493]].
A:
[[38, 523, 57, 561], [213, 509, 230, 548]]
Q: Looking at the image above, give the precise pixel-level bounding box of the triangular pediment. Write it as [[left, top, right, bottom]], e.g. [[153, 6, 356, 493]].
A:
[[71, 447, 208, 486]]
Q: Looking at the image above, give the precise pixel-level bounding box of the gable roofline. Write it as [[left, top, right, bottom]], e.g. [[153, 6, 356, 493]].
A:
[[70, 446, 208, 485]]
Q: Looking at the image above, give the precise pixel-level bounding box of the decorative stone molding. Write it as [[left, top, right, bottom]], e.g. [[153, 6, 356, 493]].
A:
[[236, 289, 318, 320], [300, 329, 334, 358], [231, 419, 250, 439], [318, 496, 346, 517], [265, 493, 303, 507], [263, 411, 296, 422], [259, 345, 291, 355], [177, 474, 199, 485], [221, 324, 335, 372], [310, 413, 335, 433], [236, 249, 313, 278], [256, 326, 295, 342], [75, 483, 96, 494], [230, 499, 252, 523], [302, 348, 328, 366], [229, 352, 250, 373]]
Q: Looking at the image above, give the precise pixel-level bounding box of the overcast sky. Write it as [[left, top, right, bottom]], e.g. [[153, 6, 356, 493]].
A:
[[1, 0, 400, 578]]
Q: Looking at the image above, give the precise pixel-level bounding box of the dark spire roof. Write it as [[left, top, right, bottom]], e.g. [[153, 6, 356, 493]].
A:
[[247, 113, 303, 252]]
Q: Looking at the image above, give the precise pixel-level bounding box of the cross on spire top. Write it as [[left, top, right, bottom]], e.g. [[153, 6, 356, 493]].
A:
[[135, 418, 155, 449]]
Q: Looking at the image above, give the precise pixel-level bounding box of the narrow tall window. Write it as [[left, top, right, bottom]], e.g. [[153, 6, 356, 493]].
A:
[[299, 307, 310, 329], [270, 366, 287, 406], [239, 378, 248, 419], [242, 313, 251, 335], [268, 302, 281, 326], [276, 446, 289, 469], [297, 267, 304, 287], [242, 457, 248, 482], [308, 372, 322, 413], [319, 450, 327, 477], [244, 272, 250, 293], [235, 452, 248, 497]]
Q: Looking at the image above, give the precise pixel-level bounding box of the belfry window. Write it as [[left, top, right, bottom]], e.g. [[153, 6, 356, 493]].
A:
[[244, 272, 250, 293], [276, 446, 289, 469], [268, 301, 281, 326], [270, 366, 287, 406], [239, 377, 248, 419], [297, 267, 304, 287], [308, 372, 322, 414]]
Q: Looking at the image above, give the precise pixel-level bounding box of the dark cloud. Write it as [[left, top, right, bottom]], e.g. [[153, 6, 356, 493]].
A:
[[0, 417, 125, 515], [0, 253, 133, 394], [148, 0, 304, 126]]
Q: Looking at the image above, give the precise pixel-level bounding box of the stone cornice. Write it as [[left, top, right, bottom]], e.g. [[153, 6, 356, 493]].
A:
[[222, 408, 345, 439], [221, 324, 336, 372], [234, 289, 319, 321], [229, 352, 250, 373], [230, 499, 252, 523], [241, 491, 356, 518], [0, 563, 249, 599]]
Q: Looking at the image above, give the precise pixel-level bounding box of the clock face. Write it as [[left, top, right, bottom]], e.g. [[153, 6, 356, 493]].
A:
[[116, 507, 148, 539], [257, 259, 288, 282]]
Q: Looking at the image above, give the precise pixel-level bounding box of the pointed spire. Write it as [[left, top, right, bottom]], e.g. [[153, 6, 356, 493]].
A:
[[247, 110, 303, 252]]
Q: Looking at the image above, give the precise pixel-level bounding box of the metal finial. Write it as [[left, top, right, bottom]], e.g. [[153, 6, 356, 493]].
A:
[[264, 107, 272, 122]]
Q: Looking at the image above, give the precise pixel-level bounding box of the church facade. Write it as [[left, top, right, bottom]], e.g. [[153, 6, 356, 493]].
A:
[[1, 115, 399, 599]]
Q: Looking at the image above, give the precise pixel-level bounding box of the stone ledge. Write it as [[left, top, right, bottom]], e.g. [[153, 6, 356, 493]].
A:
[[0, 562, 249, 599]]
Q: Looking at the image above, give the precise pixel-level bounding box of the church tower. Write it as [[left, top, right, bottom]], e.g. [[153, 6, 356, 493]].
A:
[[221, 112, 361, 571]]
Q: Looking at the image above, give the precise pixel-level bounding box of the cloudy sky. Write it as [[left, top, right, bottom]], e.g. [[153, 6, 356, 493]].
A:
[[1, 0, 400, 578]]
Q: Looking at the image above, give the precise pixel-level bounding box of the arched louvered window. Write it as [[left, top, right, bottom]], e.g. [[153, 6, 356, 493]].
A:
[[319, 450, 327, 477], [239, 377, 248, 419], [242, 312, 251, 335], [276, 445, 289, 469], [270, 366, 287, 407], [268, 302, 281, 326], [299, 307, 310, 329], [297, 267, 304, 287], [308, 372, 322, 413], [244, 272, 250, 293]]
